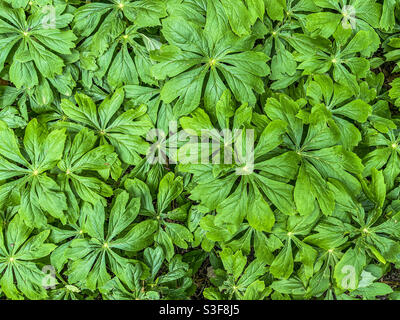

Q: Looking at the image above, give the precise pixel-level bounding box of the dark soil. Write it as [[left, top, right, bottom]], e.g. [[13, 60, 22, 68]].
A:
[[380, 268, 400, 289]]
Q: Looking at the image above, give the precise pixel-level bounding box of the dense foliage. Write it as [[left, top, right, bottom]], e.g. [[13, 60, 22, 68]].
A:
[[1, 0, 400, 300]]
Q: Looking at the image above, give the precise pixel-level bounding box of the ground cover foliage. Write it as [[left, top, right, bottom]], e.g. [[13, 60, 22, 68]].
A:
[[1, 0, 400, 300]]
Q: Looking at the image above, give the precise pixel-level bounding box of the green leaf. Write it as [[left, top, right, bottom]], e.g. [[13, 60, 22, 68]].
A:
[[112, 220, 158, 252]]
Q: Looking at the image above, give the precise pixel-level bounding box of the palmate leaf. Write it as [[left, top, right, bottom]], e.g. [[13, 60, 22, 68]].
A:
[[57, 128, 116, 219], [0, 214, 56, 299], [65, 193, 157, 291], [203, 247, 268, 300], [0, 3, 78, 107], [297, 30, 373, 95], [82, 24, 162, 89], [1, 0, 400, 302], [266, 33, 299, 88], [264, 94, 364, 216], [60, 88, 152, 165], [329, 180, 400, 291], [0, 69, 77, 120], [49, 206, 89, 272], [269, 210, 319, 280], [306, 0, 381, 56], [0, 2, 76, 88], [151, 1, 269, 117], [306, 74, 372, 149], [0, 119, 67, 227], [179, 94, 297, 236], [362, 126, 400, 190], [73, 0, 166, 56], [124, 173, 192, 261], [261, 0, 327, 89]]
